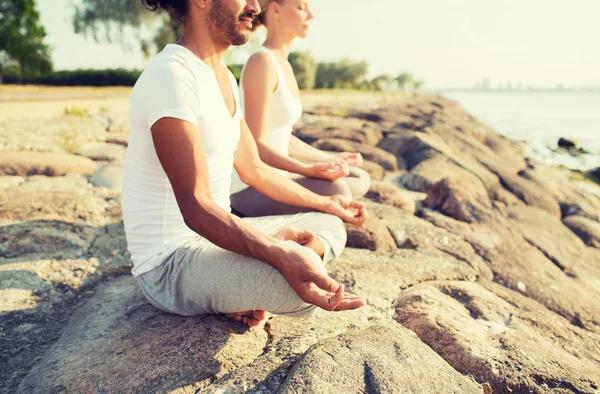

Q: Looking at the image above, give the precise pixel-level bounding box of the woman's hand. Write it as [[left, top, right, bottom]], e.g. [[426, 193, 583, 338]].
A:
[[337, 152, 363, 167], [306, 159, 349, 182], [318, 195, 369, 227]]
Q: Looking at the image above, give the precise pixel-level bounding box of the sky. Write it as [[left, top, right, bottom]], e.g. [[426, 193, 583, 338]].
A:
[[38, 0, 600, 89]]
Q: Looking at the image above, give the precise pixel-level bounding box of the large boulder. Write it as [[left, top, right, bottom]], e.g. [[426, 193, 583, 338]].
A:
[[1, 220, 131, 393], [520, 163, 600, 221], [365, 180, 416, 214], [18, 276, 269, 394], [563, 215, 600, 248], [312, 138, 402, 170], [278, 325, 483, 394], [77, 142, 126, 162], [419, 208, 600, 331], [204, 307, 381, 393], [294, 117, 383, 146], [587, 167, 600, 184], [425, 177, 493, 223], [104, 132, 129, 147], [360, 159, 385, 181], [506, 205, 590, 271], [0, 176, 24, 189], [494, 170, 562, 218], [0, 151, 97, 176], [396, 281, 600, 394], [90, 160, 124, 191], [0, 190, 119, 226], [345, 217, 397, 252]]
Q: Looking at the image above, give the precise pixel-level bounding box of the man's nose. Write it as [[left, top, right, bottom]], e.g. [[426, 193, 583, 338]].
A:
[[247, 0, 261, 15]]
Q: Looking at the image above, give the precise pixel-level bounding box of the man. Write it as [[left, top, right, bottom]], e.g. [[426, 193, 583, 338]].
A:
[[122, 0, 367, 327]]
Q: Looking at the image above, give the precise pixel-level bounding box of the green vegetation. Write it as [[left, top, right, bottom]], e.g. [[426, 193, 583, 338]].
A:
[[289, 51, 317, 90], [68, 1, 424, 91], [56, 128, 83, 153], [0, 0, 53, 83], [64, 106, 90, 117]]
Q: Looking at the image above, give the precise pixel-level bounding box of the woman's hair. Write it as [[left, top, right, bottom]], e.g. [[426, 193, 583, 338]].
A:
[[251, 0, 282, 31], [141, 0, 189, 21]]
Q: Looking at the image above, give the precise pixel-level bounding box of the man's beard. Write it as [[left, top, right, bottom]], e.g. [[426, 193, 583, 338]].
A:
[[209, 0, 250, 46]]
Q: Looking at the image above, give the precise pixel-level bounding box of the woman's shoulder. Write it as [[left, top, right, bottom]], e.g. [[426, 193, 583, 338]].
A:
[[242, 50, 277, 85]]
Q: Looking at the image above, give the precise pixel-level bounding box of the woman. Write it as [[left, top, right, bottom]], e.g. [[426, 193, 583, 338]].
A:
[[230, 0, 371, 217]]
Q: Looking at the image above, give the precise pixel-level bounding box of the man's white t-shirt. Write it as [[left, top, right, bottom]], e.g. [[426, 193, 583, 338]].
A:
[[122, 44, 243, 277]]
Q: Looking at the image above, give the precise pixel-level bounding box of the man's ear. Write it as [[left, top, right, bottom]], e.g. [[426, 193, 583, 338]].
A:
[[190, 0, 208, 10]]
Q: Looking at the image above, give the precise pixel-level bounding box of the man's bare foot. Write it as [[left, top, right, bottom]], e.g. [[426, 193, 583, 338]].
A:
[[274, 227, 325, 259], [225, 310, 270, 328]]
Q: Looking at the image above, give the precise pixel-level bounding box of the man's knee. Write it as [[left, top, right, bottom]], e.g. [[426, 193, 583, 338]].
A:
[[280, 302, 320, 318]]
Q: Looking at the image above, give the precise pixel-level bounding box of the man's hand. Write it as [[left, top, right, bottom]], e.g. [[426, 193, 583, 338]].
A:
[[275, 245, 366, 312], [338, 152, 363, 167], [319, 195, 368, 227], [306, 159, 349, 182]]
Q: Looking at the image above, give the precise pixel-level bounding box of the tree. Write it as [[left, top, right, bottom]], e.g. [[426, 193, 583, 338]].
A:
[[288, 51, 316, 90], [0, 0, 53, 83], [413, 80, 424, 91], [73, 0, 173, 57], [395, 72, 414, 91], [315, 59, 368, 89], [371, 74, 393, 91], [73, 0, 260, 63]]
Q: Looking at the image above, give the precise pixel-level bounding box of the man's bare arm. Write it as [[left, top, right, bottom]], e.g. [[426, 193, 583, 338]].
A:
[[151, 117, 364, 311]]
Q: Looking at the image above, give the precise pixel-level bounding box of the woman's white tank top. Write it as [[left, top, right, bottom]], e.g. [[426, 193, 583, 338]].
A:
[[231, 47, 304, 194]]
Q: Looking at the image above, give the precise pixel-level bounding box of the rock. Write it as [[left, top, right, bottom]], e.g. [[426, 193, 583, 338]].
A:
[[18, 276, 268, 394], [293, 118, 383, 146], [396, 155, 491, 199], [360, 159, 385, 181], [1, 220, 132, 393], [312, 138, 401, 171], [90, 160, 123, 191], [0, 151, 97, 176], [586, 167, 600, 184], [0, 220, 96, 260], [520, 164, 600, 221], [563, 215, 600, 248], [206, 307, 382, 393], [494, 170, 562, 218], [368, 202, 493, 280], [330, 247, 481, 314], [0, 176, 24, 189], [0, 190, 118, 226], [418, 208, 600, 331], [377, 132, 437, 169], [396, 281, 600, 394], [77, 142, 126, 162], [204, 307, 383, 393], [329, 203, 493, 313], [365, 180, 416, 214], [506, 205, 590, 271], [278, 325, 483, 394], [345, 217, 396, 252], [13, 174, 92, 193], [558, 137, 577, 148], [424, 177, 493, 223], [104, 133, 129, 147]]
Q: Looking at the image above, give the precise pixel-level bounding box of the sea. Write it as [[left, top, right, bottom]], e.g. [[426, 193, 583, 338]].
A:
[[441, 91, 600, 171]]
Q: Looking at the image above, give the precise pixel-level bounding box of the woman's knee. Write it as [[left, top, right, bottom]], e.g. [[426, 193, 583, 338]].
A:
[[346, 167, 371, 199], [331, 179, 353, 199]]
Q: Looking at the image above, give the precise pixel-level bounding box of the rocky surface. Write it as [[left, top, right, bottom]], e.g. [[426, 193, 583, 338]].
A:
[[2, 94, 600, 393]]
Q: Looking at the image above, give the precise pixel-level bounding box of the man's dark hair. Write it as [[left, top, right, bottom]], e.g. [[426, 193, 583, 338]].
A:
[[141, 0, 189, 21]]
